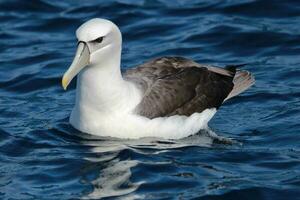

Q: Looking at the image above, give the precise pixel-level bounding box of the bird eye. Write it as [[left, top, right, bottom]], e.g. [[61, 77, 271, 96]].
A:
[[92, 36, 104, 43]]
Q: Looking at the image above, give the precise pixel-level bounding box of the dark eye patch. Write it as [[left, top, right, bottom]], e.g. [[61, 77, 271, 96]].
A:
[[92, 36, 104, 43]]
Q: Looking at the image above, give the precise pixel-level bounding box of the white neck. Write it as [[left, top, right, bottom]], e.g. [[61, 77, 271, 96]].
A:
[[73, 46, 141, 116]]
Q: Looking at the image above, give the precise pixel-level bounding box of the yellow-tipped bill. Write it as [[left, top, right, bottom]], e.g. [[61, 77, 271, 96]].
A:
[[62, 42, 90, 90]]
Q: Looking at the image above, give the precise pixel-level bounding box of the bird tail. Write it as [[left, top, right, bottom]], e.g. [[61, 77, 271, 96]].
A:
[[224, 70, 255, 101]]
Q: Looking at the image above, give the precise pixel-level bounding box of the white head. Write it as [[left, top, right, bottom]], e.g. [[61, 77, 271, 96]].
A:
[[62, 18, 122, 90]]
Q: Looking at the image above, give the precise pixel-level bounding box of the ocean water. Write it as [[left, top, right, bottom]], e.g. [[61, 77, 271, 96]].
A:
[[1, 0, 300, 199]]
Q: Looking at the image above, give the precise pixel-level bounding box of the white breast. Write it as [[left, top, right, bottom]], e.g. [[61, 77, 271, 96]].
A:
[[70, 107, 216, 139]]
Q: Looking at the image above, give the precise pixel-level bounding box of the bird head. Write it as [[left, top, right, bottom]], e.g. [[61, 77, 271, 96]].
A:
[[62, 18, 122, 90]]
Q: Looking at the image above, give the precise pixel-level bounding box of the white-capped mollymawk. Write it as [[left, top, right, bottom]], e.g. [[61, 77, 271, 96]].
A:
[[62, 18, 255, 139]]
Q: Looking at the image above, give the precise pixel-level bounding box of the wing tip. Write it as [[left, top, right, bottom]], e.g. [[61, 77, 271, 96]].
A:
[[224, 69, 255, 101]]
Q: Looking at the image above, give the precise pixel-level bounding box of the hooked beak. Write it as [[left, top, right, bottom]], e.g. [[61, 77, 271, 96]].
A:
[[62, 42, 90, 90]]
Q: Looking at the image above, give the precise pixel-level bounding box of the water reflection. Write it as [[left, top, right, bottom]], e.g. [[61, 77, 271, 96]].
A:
[[85, 159, 140, 199], [80, 129, 234, 199]]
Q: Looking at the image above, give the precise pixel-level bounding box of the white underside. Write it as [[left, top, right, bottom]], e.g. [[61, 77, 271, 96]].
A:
[[70, 107, 216, 139]]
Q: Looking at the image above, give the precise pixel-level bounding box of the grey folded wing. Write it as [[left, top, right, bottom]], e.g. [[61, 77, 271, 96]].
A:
[[124, 57, 253, 119]]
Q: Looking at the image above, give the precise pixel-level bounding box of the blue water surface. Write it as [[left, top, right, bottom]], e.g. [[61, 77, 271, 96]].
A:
[[1, 0, 300, 199]]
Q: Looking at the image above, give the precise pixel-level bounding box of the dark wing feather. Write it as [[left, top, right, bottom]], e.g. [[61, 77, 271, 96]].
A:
[[124, 57, 249, 119]]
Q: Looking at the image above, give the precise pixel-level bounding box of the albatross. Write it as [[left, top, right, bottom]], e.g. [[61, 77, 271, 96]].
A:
[[62, 18, 255, 139]]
